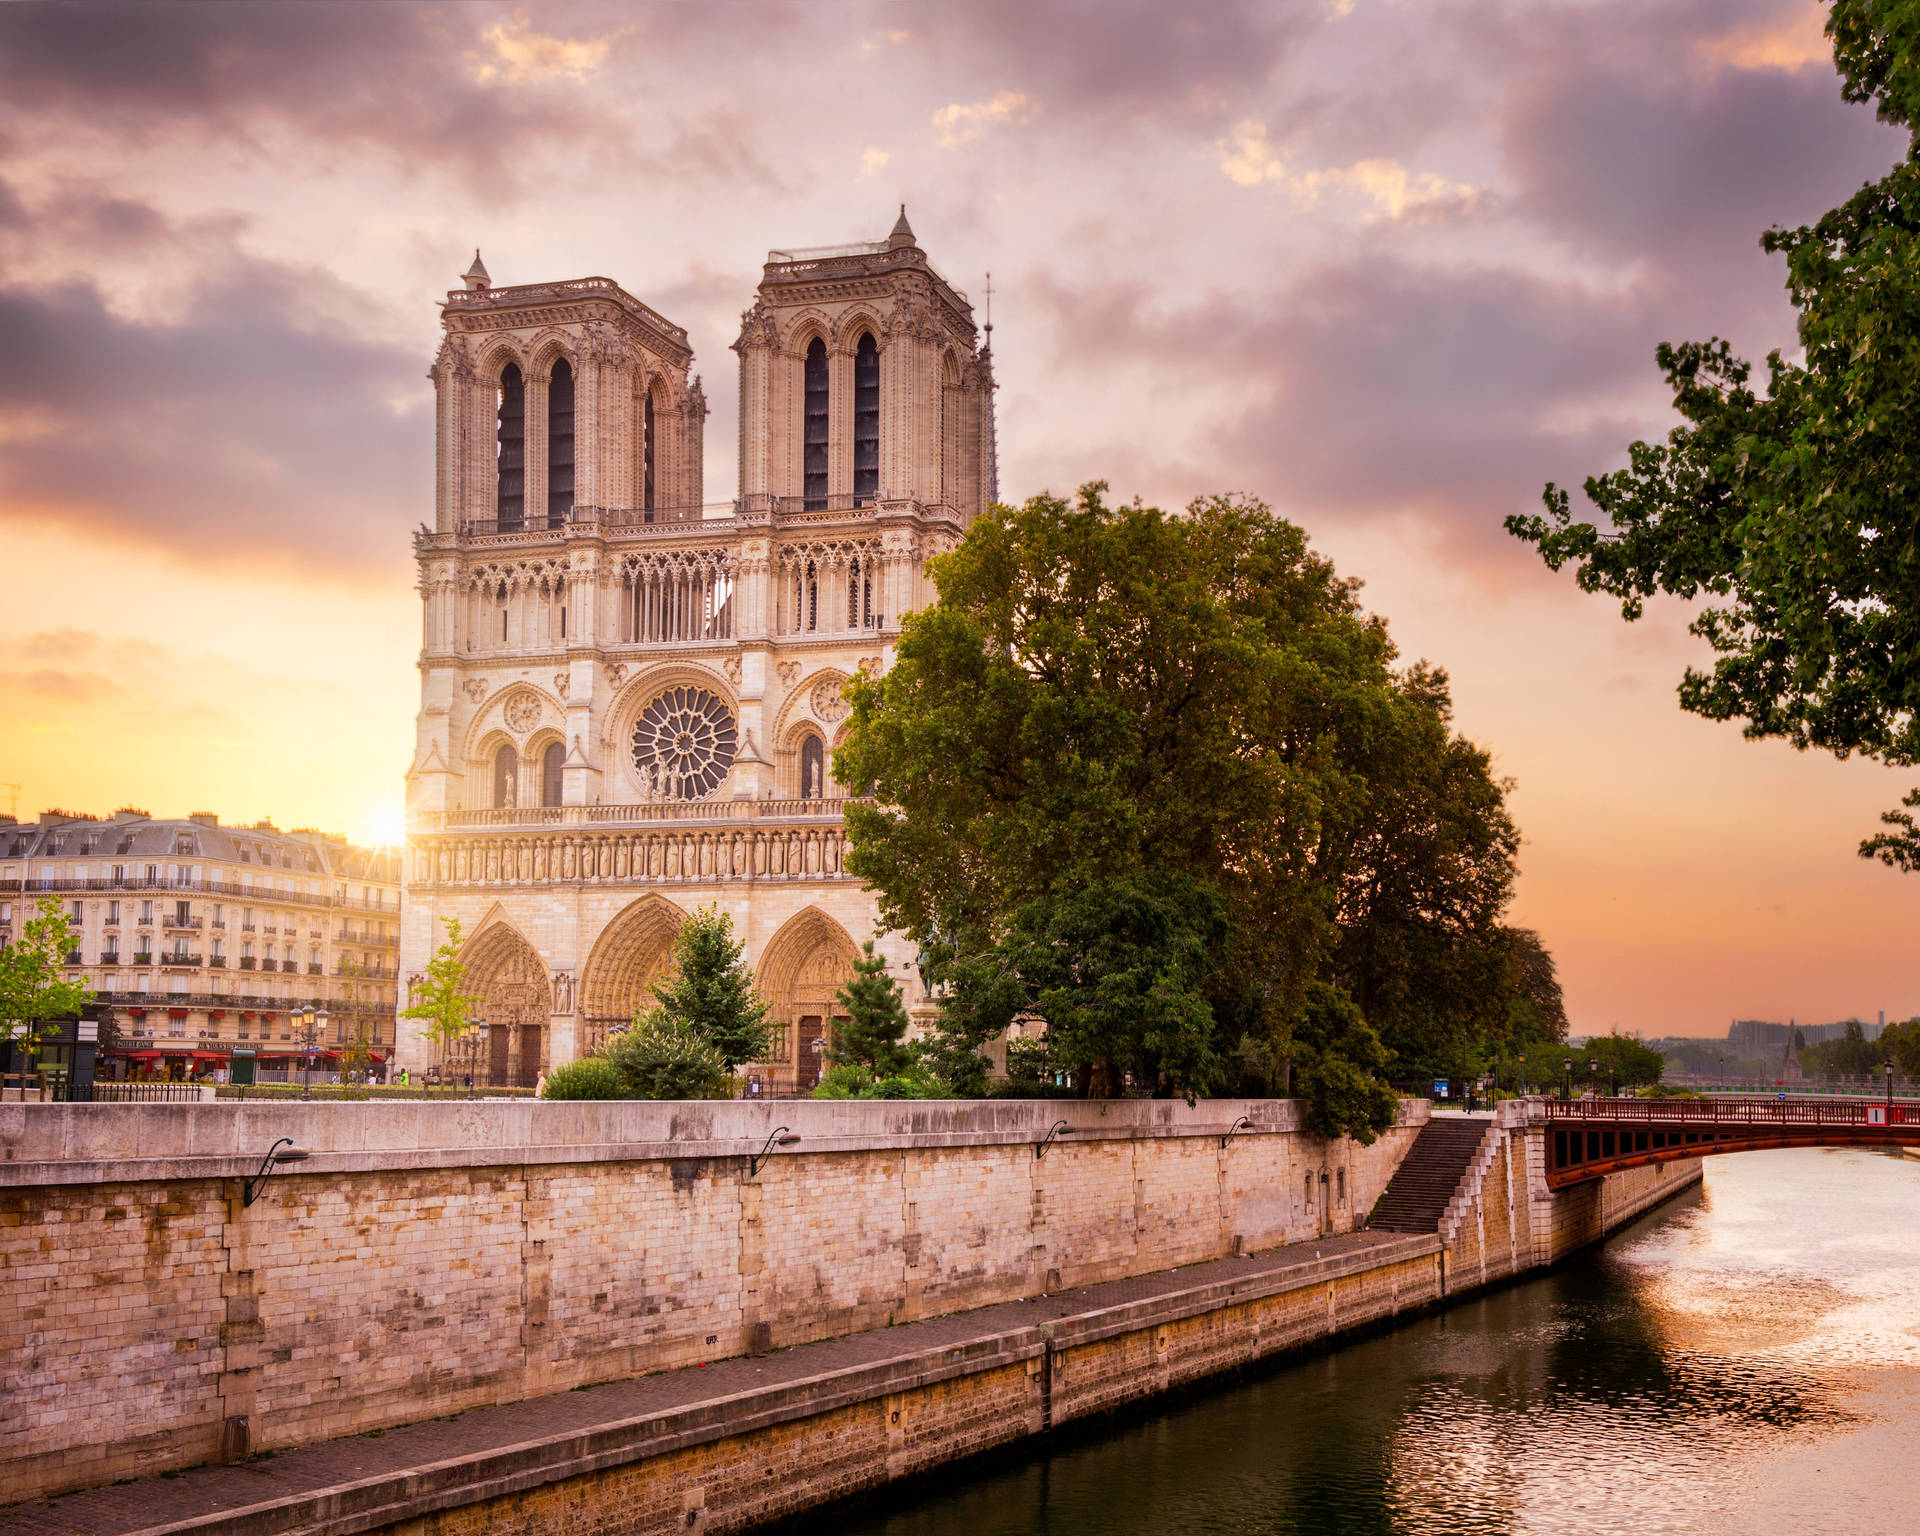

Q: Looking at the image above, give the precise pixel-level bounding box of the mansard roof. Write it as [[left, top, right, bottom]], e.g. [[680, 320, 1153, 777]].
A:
[[0, 811, 399, 882]]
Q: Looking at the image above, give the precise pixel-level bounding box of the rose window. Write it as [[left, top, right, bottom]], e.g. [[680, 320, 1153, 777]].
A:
[[630, 687, 738, 800]]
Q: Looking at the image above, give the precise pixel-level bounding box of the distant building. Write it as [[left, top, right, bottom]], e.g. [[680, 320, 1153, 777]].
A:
[[0, 809, 400, 1080]]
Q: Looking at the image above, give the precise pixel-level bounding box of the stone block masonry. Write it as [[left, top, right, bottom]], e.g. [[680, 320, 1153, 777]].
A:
[[0, 1105, 1700, 1535], [0, 1097, 1426, 1503]]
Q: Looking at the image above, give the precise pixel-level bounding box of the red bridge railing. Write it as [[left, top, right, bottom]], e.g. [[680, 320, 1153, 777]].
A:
[[1542, 1095, 1918, 1186], [1544, 1098, 1915, 1128]]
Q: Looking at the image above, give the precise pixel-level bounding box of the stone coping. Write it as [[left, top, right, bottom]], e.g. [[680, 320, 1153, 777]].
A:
[[0, 1097, 1430, 1186], [0, 1229, 1438, 1536]]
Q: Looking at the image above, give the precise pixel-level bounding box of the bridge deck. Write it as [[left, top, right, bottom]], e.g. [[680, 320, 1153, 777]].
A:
[[1543, 1098, 1920, 1187]]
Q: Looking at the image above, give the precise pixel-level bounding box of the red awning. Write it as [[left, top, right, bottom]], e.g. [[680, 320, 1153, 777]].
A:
[[239, 1011, 255, 1020], [167, 1008, 189, 1018], [128, 1008, 145, 1017], [208, 1010, 225, 1020]]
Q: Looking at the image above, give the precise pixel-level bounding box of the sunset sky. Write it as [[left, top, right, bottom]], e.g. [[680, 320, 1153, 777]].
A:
[[0, 0, 1911, 1037]]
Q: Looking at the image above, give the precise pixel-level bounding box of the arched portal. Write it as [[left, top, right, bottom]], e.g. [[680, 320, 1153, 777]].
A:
[[756, 908, 858, 1090], [460, 921, 551, 1088], [578, 895, 687, 1055]]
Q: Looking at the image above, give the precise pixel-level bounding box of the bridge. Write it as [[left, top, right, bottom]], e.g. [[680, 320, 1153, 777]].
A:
[[1544, 1097, 1920, 1188]]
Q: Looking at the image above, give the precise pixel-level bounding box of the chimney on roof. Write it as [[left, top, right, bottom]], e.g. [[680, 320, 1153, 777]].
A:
[[189, 812, 219, 827], [463, 249, 491, 291], [887, 205, 916, 251]]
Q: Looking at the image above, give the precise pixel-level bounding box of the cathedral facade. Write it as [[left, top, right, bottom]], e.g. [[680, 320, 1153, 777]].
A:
[[396, 212, 993, 1089]]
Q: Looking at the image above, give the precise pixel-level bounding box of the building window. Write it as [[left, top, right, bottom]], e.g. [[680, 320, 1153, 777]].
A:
[[107, 900, 119, 924], [799, 735, 825, 800], [853, 331, 879, 503], [1304, 1172, 1314, 1208], [547, 357, 575, 527], [643, 387, 657, 518], [494, 744, 518, 809], [497, 363, 525, 530], [542, 741, 564, 807], [803, 336, 828, 509]]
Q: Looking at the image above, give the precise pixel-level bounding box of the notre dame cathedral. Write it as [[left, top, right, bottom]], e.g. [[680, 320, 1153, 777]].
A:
[[396, 211, 995, 1089]]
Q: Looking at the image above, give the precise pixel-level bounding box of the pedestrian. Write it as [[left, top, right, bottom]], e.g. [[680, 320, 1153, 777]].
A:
[[534, 1069, 548, 1098]]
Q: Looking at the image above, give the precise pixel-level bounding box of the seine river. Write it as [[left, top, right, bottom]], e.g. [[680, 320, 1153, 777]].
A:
[[819, 1147, 1920, 1536]]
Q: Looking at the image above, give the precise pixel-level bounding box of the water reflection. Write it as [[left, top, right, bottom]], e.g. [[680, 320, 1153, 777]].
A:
[[811, 1148, 1920, 1536]]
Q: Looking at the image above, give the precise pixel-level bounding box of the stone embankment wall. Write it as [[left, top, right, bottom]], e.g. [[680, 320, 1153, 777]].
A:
[[0, 1097, 1425, 1503], [1437, 1101, 1704, 1295]]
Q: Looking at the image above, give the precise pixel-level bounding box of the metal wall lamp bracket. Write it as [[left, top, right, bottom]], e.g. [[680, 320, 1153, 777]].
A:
[[1221, 1116, 1253, 1149], [242, 1137, 310, 1207], [749, 1127, 800, 1178], [1036, 1120, 1075, 1159]]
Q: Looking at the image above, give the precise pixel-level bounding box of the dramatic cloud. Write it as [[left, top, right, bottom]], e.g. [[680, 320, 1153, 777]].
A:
[[1498, 1, 1907, 268], [0, 206, 424, 569], [0, 1, 628, 182]]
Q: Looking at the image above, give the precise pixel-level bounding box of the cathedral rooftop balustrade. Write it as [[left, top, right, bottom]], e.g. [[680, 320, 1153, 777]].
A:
[[431, 495, 964, 552], [413, 796, 866, 832], [440, 275, 691, 353]]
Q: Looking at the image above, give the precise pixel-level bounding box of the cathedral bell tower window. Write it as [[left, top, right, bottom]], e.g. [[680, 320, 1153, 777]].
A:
[[853, 332, 879, 504], [803, 337, 828, 510], [497, 364, 525, 531], [541, 741, 564, 807], [643, 387, 657, 521], [547, 358, 575, 527]]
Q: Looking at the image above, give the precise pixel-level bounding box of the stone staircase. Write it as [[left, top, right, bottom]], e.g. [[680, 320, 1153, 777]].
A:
[[1366, 1114, 1495, 1233]]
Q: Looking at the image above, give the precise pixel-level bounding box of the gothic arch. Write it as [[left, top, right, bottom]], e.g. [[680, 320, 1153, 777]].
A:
[[834, 306, 887, 354], [779, 309, 834, 357], [599, 663, 738, 751], [770, 667, 852, 749], [755, 907, 859, 1087], [461, 683, 562, 762], [578, 894, 688, 1052], [476, 338, 527, 383], [526, 333, 575, 381], [459, 918, 552, 1088]]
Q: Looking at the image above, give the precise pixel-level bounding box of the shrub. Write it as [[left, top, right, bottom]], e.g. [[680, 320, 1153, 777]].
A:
[[604, 1008, 730, 1100], [540, 1058, 630, 1100]]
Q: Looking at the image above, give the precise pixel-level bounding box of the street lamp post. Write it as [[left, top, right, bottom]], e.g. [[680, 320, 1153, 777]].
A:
[[1563, 1057, 1573, 1102], [1518, 1055, 1526, 1096], [1886, 1058, 1895, 1115]]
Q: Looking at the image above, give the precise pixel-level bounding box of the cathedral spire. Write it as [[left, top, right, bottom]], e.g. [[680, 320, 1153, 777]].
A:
[[888, 204, 917, 249], [463, 249, 491, 291], [982, 270, 1000, 508]]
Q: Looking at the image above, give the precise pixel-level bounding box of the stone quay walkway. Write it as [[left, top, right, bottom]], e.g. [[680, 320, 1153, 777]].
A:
[[0, 1229, 1433, 1536]]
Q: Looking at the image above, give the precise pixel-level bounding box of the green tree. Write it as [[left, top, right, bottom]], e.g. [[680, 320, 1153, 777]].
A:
[[830, 939, 913, 1076], [0, 896, 96, 1060], [1509, 1, 1920, 866], [1580, 1032, 1666, 1089], [940, 875, 1227, 1099], [651, 905, 770, 1070], [398, 916, 480, 1093], [837, 484, 1522, 1100], [604, 1008, 729, 1099], [1289, 983, 1398, 1144]]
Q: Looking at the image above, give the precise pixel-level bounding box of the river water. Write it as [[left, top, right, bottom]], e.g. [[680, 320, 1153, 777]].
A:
[[821, 1147, 1920, 1536]]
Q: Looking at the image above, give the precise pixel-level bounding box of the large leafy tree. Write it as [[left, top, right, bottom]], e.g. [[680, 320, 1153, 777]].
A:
[[839, 485, 1524, 1127], [1509, 1, 1920, 866]]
